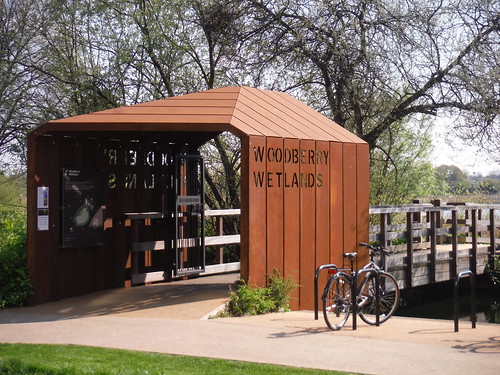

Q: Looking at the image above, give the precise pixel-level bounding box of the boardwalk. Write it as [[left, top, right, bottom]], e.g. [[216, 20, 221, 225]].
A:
[[369, 202, 499, 289], [386, 243, 490, 289]]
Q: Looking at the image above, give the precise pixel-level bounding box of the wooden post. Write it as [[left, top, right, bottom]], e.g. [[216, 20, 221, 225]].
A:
[[406, 212, 413, 288], [430, 211, 437, 283], [412, 199, 422, 243], [387, 213, 393, 247], [478, 209, 483, 239], [216, 215, 224, 264], [433, 199, 443, 244], [451, 210, 458, 278], [471, 209, 477, 274], [380, 213, 387, 248], [490, 209, 497, 271]]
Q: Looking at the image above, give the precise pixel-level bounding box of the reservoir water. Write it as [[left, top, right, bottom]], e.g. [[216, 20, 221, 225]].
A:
[[396, 276, 500, 324]]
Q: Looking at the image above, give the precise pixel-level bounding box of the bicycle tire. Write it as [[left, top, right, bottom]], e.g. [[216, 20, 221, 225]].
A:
[[357, 272, 399, 325], [322, 273, 351, 330]]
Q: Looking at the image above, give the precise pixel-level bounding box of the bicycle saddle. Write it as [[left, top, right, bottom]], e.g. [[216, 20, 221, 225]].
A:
[[343, 252, 357, 259]]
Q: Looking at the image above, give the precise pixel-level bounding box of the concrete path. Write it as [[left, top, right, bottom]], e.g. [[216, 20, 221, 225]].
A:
[[1, 273, 499, 375]]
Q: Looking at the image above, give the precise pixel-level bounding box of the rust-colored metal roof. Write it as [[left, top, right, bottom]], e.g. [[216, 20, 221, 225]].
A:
[[34, 86, 364, 143]]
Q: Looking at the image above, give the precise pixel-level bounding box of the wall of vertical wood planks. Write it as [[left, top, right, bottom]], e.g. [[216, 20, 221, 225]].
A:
[[283, 138, 301, 310], [241, 137, 370, 310]]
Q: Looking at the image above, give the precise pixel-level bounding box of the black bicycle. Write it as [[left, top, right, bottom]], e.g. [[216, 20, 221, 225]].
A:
[[322, 242, 400, 330]]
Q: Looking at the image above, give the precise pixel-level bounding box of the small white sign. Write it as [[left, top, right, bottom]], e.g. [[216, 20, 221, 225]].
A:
[[37, 187, 49, 208], [37, 209, 49, 231], [177, 195, 201, 205]]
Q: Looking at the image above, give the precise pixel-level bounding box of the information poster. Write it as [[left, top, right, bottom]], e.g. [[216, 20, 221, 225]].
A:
[[37, 187, 49, 231], [62, 168, 104, 248]]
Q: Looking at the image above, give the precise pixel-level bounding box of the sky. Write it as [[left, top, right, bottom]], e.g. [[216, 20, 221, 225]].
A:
[[431, 126, 500, 176]]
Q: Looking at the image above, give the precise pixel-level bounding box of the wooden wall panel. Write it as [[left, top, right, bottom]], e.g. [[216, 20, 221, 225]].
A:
[[102, 138, 128, 288], [27, 135, 59, 304], [342, 143, 357, 263], [240, 136, 250, 281], [299, 139, 316, 310], [241, 135, 267, 285], [315, 141, 330, 292], [329, 142, 344, 267], [356, 143, 370, 267], [283, 138, 300, 310], [266, 137, 284, 276], [58, 136, 80, 298]]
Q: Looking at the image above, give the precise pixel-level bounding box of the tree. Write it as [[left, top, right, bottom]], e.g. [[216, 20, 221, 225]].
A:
[[0, 0, 47, 172], [369, 117, 442, 204], [435, 164, 471, 194], [244, 0, 499, 159], [2, 0, 498, 206], [0, 172, 25, 209]]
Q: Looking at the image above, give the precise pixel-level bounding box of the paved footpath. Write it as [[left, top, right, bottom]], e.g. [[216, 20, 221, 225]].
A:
[[1, 274, 499, 375]]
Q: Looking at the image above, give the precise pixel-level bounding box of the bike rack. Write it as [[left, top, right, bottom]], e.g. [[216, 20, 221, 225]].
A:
[[314, 264, 339, 320], [454, 270, 476, 332], [353, 268, 381, 330]]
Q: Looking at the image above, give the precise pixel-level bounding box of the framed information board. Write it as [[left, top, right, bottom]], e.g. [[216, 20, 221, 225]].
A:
[[62, 168, 104, 248]]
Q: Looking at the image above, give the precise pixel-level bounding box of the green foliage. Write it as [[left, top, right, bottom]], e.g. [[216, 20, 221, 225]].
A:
[[0, 344, 345, 375], [214, 270, 298, 317], [487, 254, 500, 286], [434, 165, 500, 196], [0, 209, 31, 308], [0, 173, 26, 209], [370, 119, 442, 205], [226, 281, 276, 316]]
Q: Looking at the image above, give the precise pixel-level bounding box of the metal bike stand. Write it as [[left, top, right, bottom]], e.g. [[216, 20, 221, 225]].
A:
[[314, 264, 339, 320], [454, 270, 476, 332], [353, 269, 381, 329]]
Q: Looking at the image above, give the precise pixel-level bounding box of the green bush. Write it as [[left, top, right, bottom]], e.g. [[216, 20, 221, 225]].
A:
[[0, 209, 31, 307], [487, 254, 500, 286], [213, 269, 298, 317]]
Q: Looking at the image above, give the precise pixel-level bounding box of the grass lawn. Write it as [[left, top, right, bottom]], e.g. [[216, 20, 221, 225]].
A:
[[0, 344, 357, 375]]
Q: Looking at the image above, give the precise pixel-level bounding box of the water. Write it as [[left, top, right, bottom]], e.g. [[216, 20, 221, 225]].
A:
[[396, 278, 500, 324]]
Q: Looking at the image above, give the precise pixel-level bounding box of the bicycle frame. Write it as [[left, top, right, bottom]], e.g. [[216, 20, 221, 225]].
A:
[[317, 244, 393, 330], [340, 255, 382, 329]]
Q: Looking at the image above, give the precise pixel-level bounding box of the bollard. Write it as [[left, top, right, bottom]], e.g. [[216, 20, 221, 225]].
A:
[[355, 269, 381, 328], [454, 270, 476, 332], [314, 264, 338, 320]]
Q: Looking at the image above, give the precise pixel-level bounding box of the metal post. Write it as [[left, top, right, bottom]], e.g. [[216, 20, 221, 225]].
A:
[[351, 274, 357, 330], [454, 270, 476, 332], [354, 268, 381, 328], [451, 210, 458, 279], [314, 264, 338, 320]]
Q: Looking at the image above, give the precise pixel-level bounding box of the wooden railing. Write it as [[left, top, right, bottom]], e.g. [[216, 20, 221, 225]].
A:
[[369, 201, 500, 288], [206, 202, 500, 288], [203, 209, 241, 275]]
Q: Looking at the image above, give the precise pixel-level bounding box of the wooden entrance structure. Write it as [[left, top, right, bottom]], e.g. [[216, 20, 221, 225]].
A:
[[27, 86, 369, 309]]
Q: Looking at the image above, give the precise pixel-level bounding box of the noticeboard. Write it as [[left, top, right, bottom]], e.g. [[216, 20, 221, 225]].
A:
[[62, 168, 104, 248]]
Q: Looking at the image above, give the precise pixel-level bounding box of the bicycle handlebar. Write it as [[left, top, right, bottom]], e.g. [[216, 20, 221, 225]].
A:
[[358, 242, 390, 257]]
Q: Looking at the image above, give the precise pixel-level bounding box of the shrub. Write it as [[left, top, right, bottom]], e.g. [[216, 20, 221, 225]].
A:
[[213, 269, 298, 317], [0, 209, 31, 307], [487, 254, 500, 286]]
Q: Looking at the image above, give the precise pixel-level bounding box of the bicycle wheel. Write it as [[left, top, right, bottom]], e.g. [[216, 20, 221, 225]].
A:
[[358, 272, 399, 325], [322, 273, 351, 330]]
